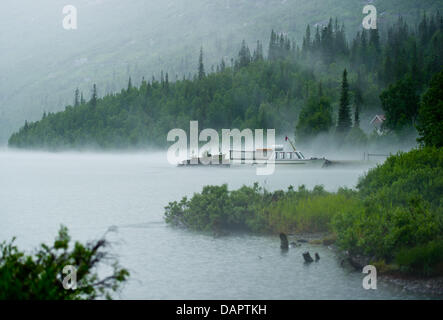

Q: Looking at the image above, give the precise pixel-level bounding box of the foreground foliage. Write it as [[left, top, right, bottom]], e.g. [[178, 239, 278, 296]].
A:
[[0, 226, 129, 300]]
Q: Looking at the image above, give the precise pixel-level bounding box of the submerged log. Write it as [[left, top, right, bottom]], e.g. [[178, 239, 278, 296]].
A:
[[303, 252, 314, 263], [280, 233, 289, 250], [290, 241, 299, 248]]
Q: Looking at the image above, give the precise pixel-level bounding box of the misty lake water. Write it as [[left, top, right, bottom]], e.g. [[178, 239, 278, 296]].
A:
[[0, 151, 434, 299]]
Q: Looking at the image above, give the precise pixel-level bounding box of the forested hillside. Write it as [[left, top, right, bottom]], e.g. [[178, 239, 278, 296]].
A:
[[1, 0, 440, 144], [8, 13, 443, 150]]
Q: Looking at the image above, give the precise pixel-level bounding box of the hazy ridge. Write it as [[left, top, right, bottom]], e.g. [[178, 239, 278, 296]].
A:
[[1, 0, 439, 143]]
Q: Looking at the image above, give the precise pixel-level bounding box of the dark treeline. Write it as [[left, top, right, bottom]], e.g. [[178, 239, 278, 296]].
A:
[[8, 13, 443, 150]]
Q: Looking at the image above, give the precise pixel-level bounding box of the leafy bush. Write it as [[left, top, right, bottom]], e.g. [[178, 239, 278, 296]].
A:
[[395, 240, 443, 276], [333, 147, 443, 273], [165, 183, 360, 235], [333, 199, 442, 259], [357, 147, 443, 208], [0, 226, 129, 300], [165, 183, 267, 232]]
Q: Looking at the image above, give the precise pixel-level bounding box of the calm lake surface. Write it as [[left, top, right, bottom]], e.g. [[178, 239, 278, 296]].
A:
[[0, 150, 435, 299]]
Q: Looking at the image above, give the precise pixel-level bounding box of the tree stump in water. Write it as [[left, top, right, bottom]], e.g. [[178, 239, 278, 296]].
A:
[[280, 233, 289, 250], [303, 252, 314, 263]]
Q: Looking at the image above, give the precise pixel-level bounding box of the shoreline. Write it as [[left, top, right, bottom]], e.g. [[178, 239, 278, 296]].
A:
[[287, 232, 443, 297], [380, 275, 443, 297]]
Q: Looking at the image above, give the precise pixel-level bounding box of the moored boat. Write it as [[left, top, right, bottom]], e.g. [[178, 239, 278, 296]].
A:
[[178, 136, 328, 168], [228, 145, 328, 167], [178, 152, 230, 167]]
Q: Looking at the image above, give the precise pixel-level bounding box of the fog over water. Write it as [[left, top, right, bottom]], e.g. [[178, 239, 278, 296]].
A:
[[1, 0, 441, 301], [0, 150, 436, 299]]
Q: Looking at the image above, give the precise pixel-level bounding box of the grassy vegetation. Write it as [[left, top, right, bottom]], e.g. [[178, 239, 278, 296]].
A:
[[165, 183, 362, 234], [165, 147, 443, 275]]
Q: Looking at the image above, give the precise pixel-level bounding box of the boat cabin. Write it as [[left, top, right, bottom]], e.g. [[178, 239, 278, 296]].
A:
[[274, 151, 306, 160], [230, 146, 307, 162]]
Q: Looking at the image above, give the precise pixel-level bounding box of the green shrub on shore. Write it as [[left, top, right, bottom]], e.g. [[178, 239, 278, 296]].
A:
[[163, 182, 367, 242], [357, 147, 443, 208], [334, 147, 443, 274], [165, 184, 361, 234], [332, 199, 442, 259], [165, 183, 265, 232], [395, 240, 443, 276]]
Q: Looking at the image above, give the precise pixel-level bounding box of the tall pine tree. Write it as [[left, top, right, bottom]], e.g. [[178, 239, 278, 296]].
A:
[[354, 104, 360, 128], [91, 84, 97, 107], [198, 47, 205, 80], [127, 77, 132, 91], [238, 40, 251, 68], [253, 40, 263, 62], [74, 88, 80, 106], [337, 69, 352, 135]]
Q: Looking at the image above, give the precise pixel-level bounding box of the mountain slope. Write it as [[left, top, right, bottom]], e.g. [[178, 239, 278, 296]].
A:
[[8, 11, 443, 151], [1, 0, 440, 143]]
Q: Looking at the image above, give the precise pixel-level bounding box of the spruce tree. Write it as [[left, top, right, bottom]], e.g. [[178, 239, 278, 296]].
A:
[[410, 41, 422, 88], [354, 104, 360, 128], [238, 40, 251, 68], [301, 38, 308, 58], [220, 58, 226, 71], [253, 40, 263, 62], [383, 55, 394, 85], [419, 12, 428, 46], [165, 72, 169, 92], [74, 88, 80, 106], [127, 77, 132, 91], [314, 26, 321, 51], [369, 28, 380, 53], [198, 47, 205, 80], [353, 73, 363, 128], [268, 30, 277, 61], [91, 84, 97, 107], [360, 29, 368, 62], [305, 25, 311, 50], [337, 69, 352, 135]]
